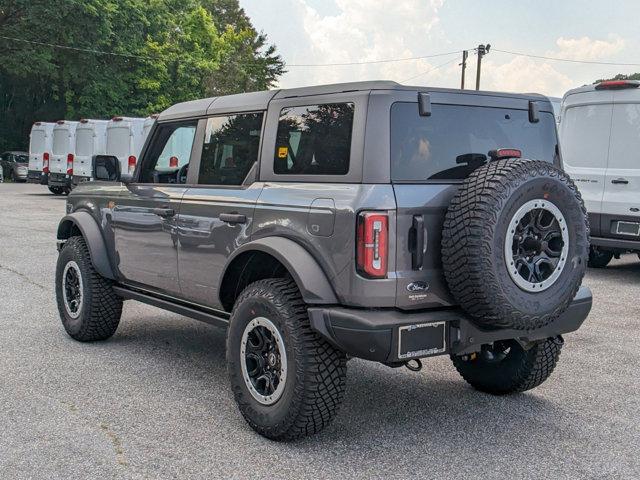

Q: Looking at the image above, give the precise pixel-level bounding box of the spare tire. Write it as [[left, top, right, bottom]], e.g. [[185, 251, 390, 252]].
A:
[[441, 159, 589, 330]]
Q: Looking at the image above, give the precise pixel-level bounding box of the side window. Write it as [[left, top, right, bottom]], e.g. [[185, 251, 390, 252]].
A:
[[197, 113, 263, 186], [274, 103, 354, 175], [140, 121, 197, 184]]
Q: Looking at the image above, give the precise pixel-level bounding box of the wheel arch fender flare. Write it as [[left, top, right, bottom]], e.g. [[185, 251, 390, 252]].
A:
[[221, 237, 338, 305], [57, 211, 116, 280]]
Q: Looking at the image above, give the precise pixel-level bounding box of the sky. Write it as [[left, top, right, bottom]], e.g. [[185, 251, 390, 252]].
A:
[[240, 0, 640, 97]]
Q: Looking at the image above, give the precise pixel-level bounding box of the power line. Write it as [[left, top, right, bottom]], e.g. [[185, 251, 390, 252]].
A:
[[0, 35, 153, 60], [401, 56, 460, 83], [0, 35, 467, 69], [286, 49, 465, 67], [493, 48, 640, 67]]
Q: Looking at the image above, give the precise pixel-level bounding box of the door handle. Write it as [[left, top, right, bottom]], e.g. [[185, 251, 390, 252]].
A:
[[410, 215, 425, 270], [219, 213, 247, 224], [151, 207, 175, 218], [611, 178, 629, 185]]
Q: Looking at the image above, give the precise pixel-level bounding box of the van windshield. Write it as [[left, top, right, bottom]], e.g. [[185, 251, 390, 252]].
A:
[[390, 103, 558, 181], [76, 129, 94, 156], [107, 127, 130, 158], [30, 131, 46, 154], [53, 129, 68, 155]]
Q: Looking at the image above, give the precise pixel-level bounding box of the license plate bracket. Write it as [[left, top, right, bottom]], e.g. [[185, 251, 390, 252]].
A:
[[398, 321, 447, 360], [616, 221, 640, 236]]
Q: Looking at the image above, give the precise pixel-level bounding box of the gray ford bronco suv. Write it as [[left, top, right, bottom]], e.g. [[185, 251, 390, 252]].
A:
[[55, 81, 592, 440]]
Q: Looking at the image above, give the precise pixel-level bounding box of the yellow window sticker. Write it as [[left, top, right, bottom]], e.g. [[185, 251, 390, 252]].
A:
[[277, 146, 288, 159]]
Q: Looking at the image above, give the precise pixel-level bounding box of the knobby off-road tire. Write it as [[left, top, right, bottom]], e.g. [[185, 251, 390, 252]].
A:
[[588, 246, 613, 268], [451, 337, 563, 394], [441, 159, 589, 330], [227, 278, 347, 440], [55, 236, 123, 341]]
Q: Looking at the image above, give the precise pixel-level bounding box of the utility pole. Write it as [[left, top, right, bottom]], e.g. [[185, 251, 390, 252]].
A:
[[475, 43, 490, 90], [460, 50, 468, 89]]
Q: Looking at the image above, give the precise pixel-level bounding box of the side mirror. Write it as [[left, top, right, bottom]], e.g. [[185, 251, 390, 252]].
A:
[[93, 155, 121, 182]]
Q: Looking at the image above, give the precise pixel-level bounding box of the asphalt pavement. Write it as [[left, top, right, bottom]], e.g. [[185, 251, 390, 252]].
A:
[[1, 182, 639, 479]]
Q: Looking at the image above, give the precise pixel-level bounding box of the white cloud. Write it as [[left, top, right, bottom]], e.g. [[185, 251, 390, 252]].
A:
[[248, 2, 628, 97], [278, 0, 447, 87], [482, 56, 574, 97], [553, 34, 625, 61]]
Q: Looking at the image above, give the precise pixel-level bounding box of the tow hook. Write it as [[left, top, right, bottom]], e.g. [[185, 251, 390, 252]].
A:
[[405, 358, 422, 372], [383, 359, 423, 371]]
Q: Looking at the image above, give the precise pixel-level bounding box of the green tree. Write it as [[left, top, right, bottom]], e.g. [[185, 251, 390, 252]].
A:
[[594, 73, 640, 83], [0, 0, 284, 151]]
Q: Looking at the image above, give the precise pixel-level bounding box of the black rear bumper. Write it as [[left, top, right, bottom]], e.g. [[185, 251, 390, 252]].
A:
[[591, 236, 640, 252], [48, 172, 71, 188], [27, 170, 48, 185], [308, 286, 592, 363]]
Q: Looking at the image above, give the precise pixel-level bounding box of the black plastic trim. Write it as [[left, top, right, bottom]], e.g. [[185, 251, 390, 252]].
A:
[[57, 211, 116, 280], [113, 285, 229, 327]]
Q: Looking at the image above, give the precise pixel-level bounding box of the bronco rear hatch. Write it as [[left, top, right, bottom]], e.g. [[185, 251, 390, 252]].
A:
[[391, 94, 558, 310]]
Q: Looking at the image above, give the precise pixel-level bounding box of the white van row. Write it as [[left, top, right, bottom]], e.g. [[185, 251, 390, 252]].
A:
[[27, 115, 156, 194]]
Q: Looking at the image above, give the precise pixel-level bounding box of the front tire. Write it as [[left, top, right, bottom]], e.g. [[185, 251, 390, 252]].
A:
[[226, 278, 347, 440], [588, 246, 613, 268], [55, 236, 123, 341], [451, 337, 563, 394]]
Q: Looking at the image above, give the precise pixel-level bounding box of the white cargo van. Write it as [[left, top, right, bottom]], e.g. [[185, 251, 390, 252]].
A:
[[142, 114, 157, 141], [27, 122, 55, 186], [72, 119, 109, 185], [560, 79, 640, 266], [106, 117, 146, 176], [49, 120, 79, 194]]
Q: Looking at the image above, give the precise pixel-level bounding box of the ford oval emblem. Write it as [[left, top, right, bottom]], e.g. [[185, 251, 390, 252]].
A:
[[406, 281, 429, 292]]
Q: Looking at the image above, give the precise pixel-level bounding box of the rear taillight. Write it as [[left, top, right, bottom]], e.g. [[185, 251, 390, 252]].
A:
[[356, 212, 389, 279], [128, 155, 136, 174], [67, 153, 74, 175], [42, 152, 50, 173], [595, 80, 640, 90]]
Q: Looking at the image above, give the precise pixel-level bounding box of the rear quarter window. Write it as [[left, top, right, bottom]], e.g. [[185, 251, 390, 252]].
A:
[[390, 103, 558, 181], [274, 103, 354, 175]]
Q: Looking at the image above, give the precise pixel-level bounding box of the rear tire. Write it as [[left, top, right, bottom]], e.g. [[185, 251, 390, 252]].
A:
[[451, 337, 563, 394], [588, 246, 613, 268], [55, 236, 123, 341], [48, 185, 64, 195], [226, 278, 347, 440]]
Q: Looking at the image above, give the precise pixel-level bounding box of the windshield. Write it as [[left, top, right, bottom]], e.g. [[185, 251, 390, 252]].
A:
[[390, 103, 558, 181], [30, 131, 46, 154], [53, 129, 69, 155], [15, 154, 28, 163]]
